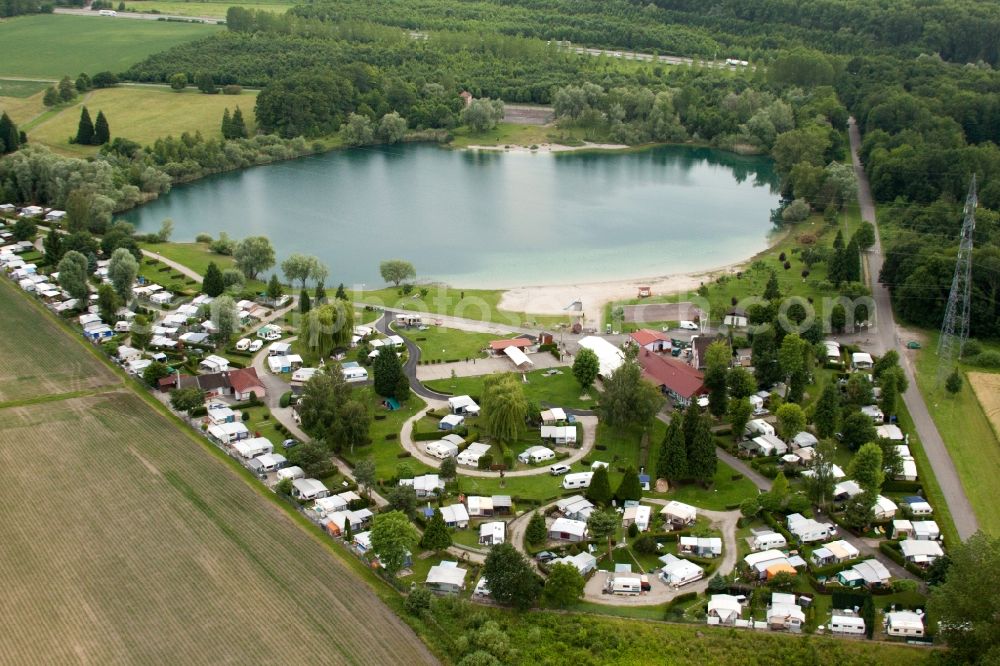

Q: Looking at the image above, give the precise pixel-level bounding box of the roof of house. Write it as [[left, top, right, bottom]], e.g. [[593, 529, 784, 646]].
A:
[[577, 336, 625, 376], [427, 563, 468, 587], [228, 367, 264, 394], [489, 338, 532, 351], [900, 540, 944, 559], [629, 329, 670, 346], [638, 350, 705, 399], [550, 517, 587, 536], [851, 559, 891, 584]]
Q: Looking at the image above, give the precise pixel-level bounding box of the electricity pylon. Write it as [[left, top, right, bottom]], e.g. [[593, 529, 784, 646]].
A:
[[937, 175, 977, 384]]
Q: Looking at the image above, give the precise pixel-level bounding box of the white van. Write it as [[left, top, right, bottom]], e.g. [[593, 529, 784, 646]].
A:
[[679, 320, 699, 331], [549, 464, 571, 476], [98, 9, 117, 16], [562, 472, 593, 490]]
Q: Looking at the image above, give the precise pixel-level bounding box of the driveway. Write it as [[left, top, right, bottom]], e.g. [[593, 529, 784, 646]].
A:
[[581, 504, 740, 606], [399, 406, 598, 478], [848, 117, 978, 540]]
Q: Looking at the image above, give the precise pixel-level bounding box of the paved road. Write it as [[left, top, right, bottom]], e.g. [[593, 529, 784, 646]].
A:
[[54, 6, 223, 23], [848, 118, 978, 540]]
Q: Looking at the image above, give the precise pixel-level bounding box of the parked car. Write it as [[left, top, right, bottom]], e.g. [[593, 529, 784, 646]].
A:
[[282, 438, 299, 449], [679, 320, 699, 330], [536, 551, 556, 563], [549, 464, 571, 476]]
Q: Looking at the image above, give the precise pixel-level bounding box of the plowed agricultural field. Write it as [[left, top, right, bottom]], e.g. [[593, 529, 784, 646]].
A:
[[0, 280, 437, 664], [0, 282, 117, 403]]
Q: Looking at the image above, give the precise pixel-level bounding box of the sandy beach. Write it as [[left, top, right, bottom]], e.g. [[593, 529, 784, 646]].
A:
[[464, 141, 630, 153], [498, 261, 745, 328]]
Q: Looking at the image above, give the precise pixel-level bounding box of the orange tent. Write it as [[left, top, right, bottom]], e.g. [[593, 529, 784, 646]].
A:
[[766, 563, 797, 579]]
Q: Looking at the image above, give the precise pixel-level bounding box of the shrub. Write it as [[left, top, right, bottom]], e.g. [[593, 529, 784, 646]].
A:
[[279, 391, 292, 408], [195, 233, 213, 243], [222, 84, 242, 95]]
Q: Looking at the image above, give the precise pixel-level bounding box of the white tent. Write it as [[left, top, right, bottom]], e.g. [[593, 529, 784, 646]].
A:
[[659, 553, 704, 587], [503, 345, 533, 368], [577, 336, 625, 377]]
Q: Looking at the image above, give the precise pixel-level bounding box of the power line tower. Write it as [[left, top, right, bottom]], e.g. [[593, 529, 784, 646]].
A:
[[937, 174, 977, 384]]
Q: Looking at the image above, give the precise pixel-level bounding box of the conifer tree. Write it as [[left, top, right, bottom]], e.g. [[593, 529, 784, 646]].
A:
[[221, 108, 233, 139], [299, 288, 311, 314], [687, 418, 718, 483], [586, 465, 612, 506], [202, 261, 224, 297], [75, 107, 94, 145], [420, 508, 452, 552], [0, 112, 19, 153], [657, 413, 688, 482], [94, 110, 110, 145], [231, 106, 248, 138], [615, 467, 643, 502]]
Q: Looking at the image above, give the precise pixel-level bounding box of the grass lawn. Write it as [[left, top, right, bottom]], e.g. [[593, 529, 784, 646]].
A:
[[0, 79, 50, 97], [449, 122, 588, 149], [605, 205, 863, 329], [912, 332, 1000, 537], [29, 86, 257, 156], [122, 0, 293, 18], [350, 285, 568, 329], [0, 91, 46, 129], [139, 255, 201, 294], [399, 324, 498, 363], [424, 367, 595, 410], [341, 391, 436, 483], [0, 15, 218, 79]]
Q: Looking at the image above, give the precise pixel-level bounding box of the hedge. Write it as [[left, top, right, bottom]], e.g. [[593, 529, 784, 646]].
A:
[[810, 557, 865, 579], [883, 479, 923, 493], [413, 431, 441, 441]]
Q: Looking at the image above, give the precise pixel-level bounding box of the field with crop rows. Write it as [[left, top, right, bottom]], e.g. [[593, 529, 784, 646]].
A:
[[0, 391, 436, 664], [0, 281, 117, 403]]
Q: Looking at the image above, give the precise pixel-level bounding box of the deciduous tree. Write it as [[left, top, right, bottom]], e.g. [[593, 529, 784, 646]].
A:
[[587, 508, 618, 564], [370, 510, 419, 577], [211, 294, 238, 344], [727, 397, 752, 444], [380, 259, 416, 286], [97, 282, 118, 323], [928, 532, 1000, 664], [572, 347, 599, 392], [482, 542, 540, 610], [233, 236, 275, 280], [849, 441, 885, 494], [543, 563, 585, 608], [57, 250, 89, 300], [776, 402, 805, 441], [108, 247, 138, 302], [481, 373, 528, 445]]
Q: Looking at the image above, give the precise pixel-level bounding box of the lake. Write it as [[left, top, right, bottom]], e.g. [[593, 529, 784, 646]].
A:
[[125, 143, 781, 288]]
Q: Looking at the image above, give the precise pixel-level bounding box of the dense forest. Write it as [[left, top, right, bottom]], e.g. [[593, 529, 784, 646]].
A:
[[288, 0, 1000, 65]]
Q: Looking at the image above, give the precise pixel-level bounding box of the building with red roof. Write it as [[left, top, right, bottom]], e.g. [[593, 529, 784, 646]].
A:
[[629, 328, 671, 353], [489, 338, 533, 353], [637, 349, 706, 406], [228, 367, 266, 401]]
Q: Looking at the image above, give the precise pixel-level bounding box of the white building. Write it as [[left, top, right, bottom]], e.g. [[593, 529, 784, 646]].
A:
[[440, 503, 470, 529], [829, 613, 866, 636], [478, 521, 505, 546], [787, 513, 835, 543], [900, 539, 944, 565], [291, 478, 330, 500], [561, 472, 593, 490], [448, 395, 480, 415], [549, 517, 588, 542], [426, 562, 467, 594], [577, 336, 625, 377]]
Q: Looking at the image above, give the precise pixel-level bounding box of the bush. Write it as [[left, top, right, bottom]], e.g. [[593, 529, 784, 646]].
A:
[[969, 350, 1000, 367], [222, 84, 242, 95], [195, 233, 213, 243], [279, 391, 292, 408], [627, 522, 639, 538], [404, 587, 432, 615]]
